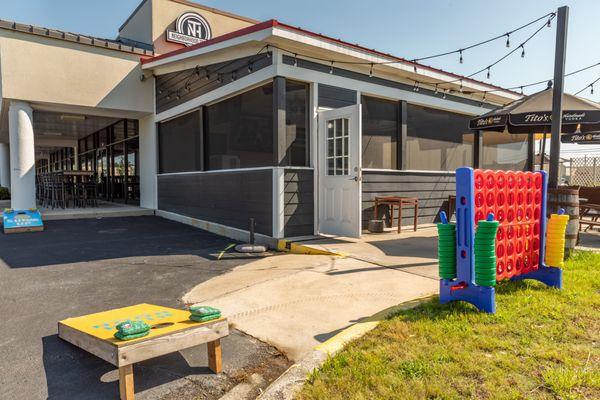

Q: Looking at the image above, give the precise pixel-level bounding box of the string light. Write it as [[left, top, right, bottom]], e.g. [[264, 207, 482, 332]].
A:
[[158, 12, 563, 103], [547, 18, 552, 28], [434, 84, 439, 94], [575, 74, 600, 96], [413, 81, 420, 92], [520, 86, 524, 95], [442, 89, 447, 99]]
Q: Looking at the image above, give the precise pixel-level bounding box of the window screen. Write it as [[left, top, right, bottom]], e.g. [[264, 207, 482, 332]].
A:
[[158, 110, 202, 173], [205, 83, 273, 170], [286, 80, 309, 166], [482, 131, 528, 171], [405, 104, 473, 171], [361, 96, 398, 169]]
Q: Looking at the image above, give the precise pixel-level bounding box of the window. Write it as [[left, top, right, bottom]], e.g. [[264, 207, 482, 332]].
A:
[[482, 131, 528, 170], [158, 110, 202, 173], [326, 118, 349, 175], [405, 104, 473, 171], [285, 80, 309, 166], [205, 83, 273, 170], [361, 96, 398, 169]]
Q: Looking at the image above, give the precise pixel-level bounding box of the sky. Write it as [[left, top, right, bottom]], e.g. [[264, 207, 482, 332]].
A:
[[1, 0, 599, 158]]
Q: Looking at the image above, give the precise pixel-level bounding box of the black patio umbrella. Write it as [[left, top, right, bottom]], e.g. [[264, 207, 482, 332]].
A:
[[469, 87, 600, 134], [469, 86, 600, 171], [561, 131, 600, 144]]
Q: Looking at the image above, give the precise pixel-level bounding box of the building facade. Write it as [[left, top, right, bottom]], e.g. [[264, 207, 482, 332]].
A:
[[0, 0, 533, 241]]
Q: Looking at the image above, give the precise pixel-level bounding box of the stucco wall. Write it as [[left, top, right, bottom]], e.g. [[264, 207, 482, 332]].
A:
[[0, 29, 153, 114], [118, 0, 153, 46], [151, 0, 257, 55]]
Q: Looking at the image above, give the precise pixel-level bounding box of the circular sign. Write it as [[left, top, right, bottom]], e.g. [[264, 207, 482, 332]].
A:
[[166, 12, 212, 46], [176, 12, 211, 41]]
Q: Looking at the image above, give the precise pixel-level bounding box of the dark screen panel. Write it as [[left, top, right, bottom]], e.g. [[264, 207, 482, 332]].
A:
[[285, 80, 309, 166], [205, 83, 273, 170], [361, 96, 398, 169], [158, 110, 202, 173]]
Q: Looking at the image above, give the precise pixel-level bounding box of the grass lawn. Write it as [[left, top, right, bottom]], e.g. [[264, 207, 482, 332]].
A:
[[300, 251, 600, 400]]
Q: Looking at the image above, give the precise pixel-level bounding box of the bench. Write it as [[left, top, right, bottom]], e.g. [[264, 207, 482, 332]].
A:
[[58, 304, 228, 400]]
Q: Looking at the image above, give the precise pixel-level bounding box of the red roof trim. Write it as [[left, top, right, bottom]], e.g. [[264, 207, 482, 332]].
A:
[[141, 19, 277, 64], [142, 19, 517, 95]]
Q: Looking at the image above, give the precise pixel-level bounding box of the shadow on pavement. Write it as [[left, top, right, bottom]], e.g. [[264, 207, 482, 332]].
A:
[[0, 216, 239, 268], [43, 334, 212, 400]]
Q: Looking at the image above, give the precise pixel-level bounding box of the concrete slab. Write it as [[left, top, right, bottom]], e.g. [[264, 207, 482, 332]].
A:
[[40, 201, 154, 220], [298, 226, 441, 279], [184, 251, 439, 361]]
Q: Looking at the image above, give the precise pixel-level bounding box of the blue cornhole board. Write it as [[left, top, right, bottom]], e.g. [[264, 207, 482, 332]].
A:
[[3, 209, 44, 234]]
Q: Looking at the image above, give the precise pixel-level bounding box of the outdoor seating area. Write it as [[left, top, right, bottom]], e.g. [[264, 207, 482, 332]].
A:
[[36, 171, 97, 209]]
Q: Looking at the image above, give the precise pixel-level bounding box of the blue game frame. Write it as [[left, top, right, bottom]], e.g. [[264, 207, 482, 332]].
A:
[[439, 167, 563, 313]]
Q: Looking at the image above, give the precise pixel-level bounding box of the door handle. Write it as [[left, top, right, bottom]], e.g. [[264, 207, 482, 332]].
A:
[[350, 176, 361, 182]]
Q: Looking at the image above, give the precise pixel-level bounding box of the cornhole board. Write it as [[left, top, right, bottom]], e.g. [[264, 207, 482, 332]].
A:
[[58, 304, 228, 400], [3, 209, 44, 233]]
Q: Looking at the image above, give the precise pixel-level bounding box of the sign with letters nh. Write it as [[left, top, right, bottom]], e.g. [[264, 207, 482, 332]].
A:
[[166, 12, 212, 46]]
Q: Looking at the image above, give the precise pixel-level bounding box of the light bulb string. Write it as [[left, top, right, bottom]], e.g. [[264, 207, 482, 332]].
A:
[[413, 60, 600, 98], [157, 45, 269, 101], [574, 75, 600, 96], [409, 11, 555, 63]]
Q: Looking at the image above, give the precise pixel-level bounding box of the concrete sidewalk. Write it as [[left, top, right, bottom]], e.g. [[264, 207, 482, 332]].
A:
[[184, 230, 440, 361]]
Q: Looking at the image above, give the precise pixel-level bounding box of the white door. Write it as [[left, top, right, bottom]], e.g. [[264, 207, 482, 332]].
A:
[[318, 105, 362, 238]]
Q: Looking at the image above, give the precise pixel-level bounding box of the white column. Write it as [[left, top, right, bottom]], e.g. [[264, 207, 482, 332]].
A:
[[139, 114, 157, 209], [0, 143, 10, 188], [8, 101, 36, 210]]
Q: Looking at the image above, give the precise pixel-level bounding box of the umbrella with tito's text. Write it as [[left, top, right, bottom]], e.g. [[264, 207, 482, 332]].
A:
[[469, 86, 600, 134]]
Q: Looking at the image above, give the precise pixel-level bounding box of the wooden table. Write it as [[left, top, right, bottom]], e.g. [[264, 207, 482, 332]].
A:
[[580, 202, 600, 232], [373, 196, 419, 233], [58, 304, 228, 400]]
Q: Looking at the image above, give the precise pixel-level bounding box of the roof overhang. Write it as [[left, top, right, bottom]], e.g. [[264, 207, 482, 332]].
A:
[[142, 19, 521, 104]]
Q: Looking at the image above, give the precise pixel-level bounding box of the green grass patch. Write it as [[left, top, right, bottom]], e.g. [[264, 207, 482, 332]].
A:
[[300, 252, 600, 400]]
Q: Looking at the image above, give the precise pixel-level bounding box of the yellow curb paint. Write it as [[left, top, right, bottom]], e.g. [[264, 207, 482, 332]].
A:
[[314, 295, 435, 355], [276, 240, 344, 257]]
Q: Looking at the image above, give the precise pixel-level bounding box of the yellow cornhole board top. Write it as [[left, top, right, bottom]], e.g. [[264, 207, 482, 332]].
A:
[[59, 303, 224, 346]]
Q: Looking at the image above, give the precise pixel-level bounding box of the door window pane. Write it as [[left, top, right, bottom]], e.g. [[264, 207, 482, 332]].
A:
[[286, 80, 308, 166], [158, 111, 202, 173], [405, 104, 473, 171], [205, 83, 273, 170], [326, 118, 350, 176]]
